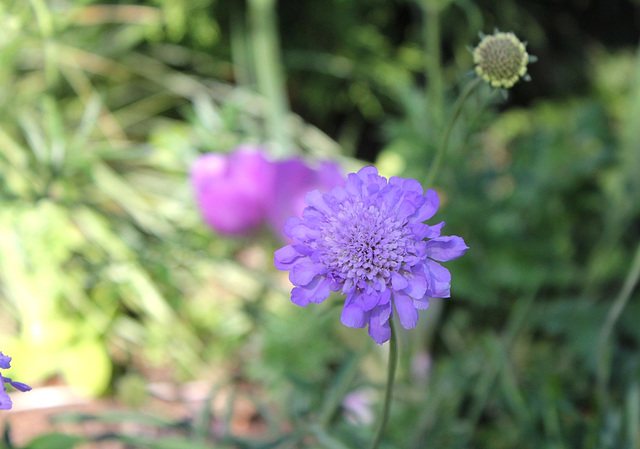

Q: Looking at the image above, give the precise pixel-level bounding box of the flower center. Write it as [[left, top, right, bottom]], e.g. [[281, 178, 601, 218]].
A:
[[317, 200, 409, 290]]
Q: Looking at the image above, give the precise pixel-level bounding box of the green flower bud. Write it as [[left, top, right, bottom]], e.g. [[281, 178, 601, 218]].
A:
[[473, 31, 531, 89]]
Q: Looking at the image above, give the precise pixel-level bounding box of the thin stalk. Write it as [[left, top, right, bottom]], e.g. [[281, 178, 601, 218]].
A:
[[425, 77, 481, 188], [596, 240, 640, 401], [421, 0, 444, 132], [248, 0, 293, 157], [368, 320, 398, 449]]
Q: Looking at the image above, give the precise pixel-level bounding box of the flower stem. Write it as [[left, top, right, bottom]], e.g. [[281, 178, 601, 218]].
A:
[[368, 320, 398, 449], [420, 0, 444, 132], [248, 0, 293, 157], [425, 77, 482, 188]]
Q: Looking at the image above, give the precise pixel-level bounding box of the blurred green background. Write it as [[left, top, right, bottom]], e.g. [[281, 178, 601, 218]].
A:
[[0, 0, 639, 448]]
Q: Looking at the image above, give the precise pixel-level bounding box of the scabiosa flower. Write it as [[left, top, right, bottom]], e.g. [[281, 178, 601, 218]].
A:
[[473, 31, 532, 88], [1, 352, 31, 410], [274, 166, 468, 344], [191, 146, 275, 235]]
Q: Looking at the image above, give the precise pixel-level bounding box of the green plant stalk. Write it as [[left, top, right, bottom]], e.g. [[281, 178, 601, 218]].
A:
[[425, 77, 481, 188], [596, 240, 640, 400], [230, 2, 251, 89], [421, 0, 444, 132], [368, 320, 398, 449], [248, 0, 293, 157]]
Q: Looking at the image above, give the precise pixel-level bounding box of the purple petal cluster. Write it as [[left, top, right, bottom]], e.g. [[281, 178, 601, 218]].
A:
[[191, 146, 344, 239], [1, 352, 31, 410], [274, 166, 468, 344]]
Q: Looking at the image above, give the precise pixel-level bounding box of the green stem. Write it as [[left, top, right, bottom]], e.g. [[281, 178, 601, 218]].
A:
[[368, 320, 398, 449], [425, 77, 482, 188], [596, 240, 640, 400], [248, 0, 293, 157], [421, 0, 444, 132]]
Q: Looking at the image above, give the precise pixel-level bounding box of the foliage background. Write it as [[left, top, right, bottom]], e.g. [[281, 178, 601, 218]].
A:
[[0, 0, 639, 448]]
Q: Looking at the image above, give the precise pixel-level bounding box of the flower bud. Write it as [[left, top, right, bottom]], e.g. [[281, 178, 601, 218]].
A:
[[473, 31, 531, 88]]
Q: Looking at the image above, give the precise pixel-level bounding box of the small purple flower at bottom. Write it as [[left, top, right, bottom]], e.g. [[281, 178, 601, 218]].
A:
[[274, 166, 468, 344], [1, 352, 31, 410]]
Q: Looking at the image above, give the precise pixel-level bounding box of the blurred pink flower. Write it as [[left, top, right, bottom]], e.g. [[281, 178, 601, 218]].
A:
[[191, 146, 275, 235], [192, 146, 344, 239]]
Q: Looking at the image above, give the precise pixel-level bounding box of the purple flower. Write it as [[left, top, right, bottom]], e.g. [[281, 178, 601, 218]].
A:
[[191, 146, 275, 235], [268, 159, 345, 240], [192, 146, 344, 240], [1, 352, 31, 410], [273, 166, 468, 344]]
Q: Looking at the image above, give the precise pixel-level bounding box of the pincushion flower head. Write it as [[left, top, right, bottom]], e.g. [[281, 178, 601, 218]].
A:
[[473, 30, 532, 88], [274, 166, 468, 344], [1, 352, 31, 410]]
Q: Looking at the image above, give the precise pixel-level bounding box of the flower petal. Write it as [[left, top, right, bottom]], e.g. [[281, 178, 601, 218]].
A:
[[426, 236, 469, 261], [423, 260, 452, 298], [283, 216, 303, 238], [412, 189, 439, 222], [367, 304, 392, 344], [304, 190, 333, 215], [290, 259, 327, 286], [424, 222, 445, 239], [391, 272, 408, 290], [360, 291, 380, 311], [394, 292, 419, 329], [6, 379, 31, 392], [341, 302, 366, 328], [395, 198, 417, 220], [291, 276, 331, 306], [274, 245, 304, 270], [0, 390, 11, 410], [0, 353, 10, 370], [410, 223, 430, 239], [403, 271, 427, 299]]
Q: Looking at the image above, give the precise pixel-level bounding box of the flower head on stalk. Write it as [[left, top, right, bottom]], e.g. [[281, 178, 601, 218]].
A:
[[274, 167, 468, 344], [473, 30, 533, 89], [1, 352, 31, 410]]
